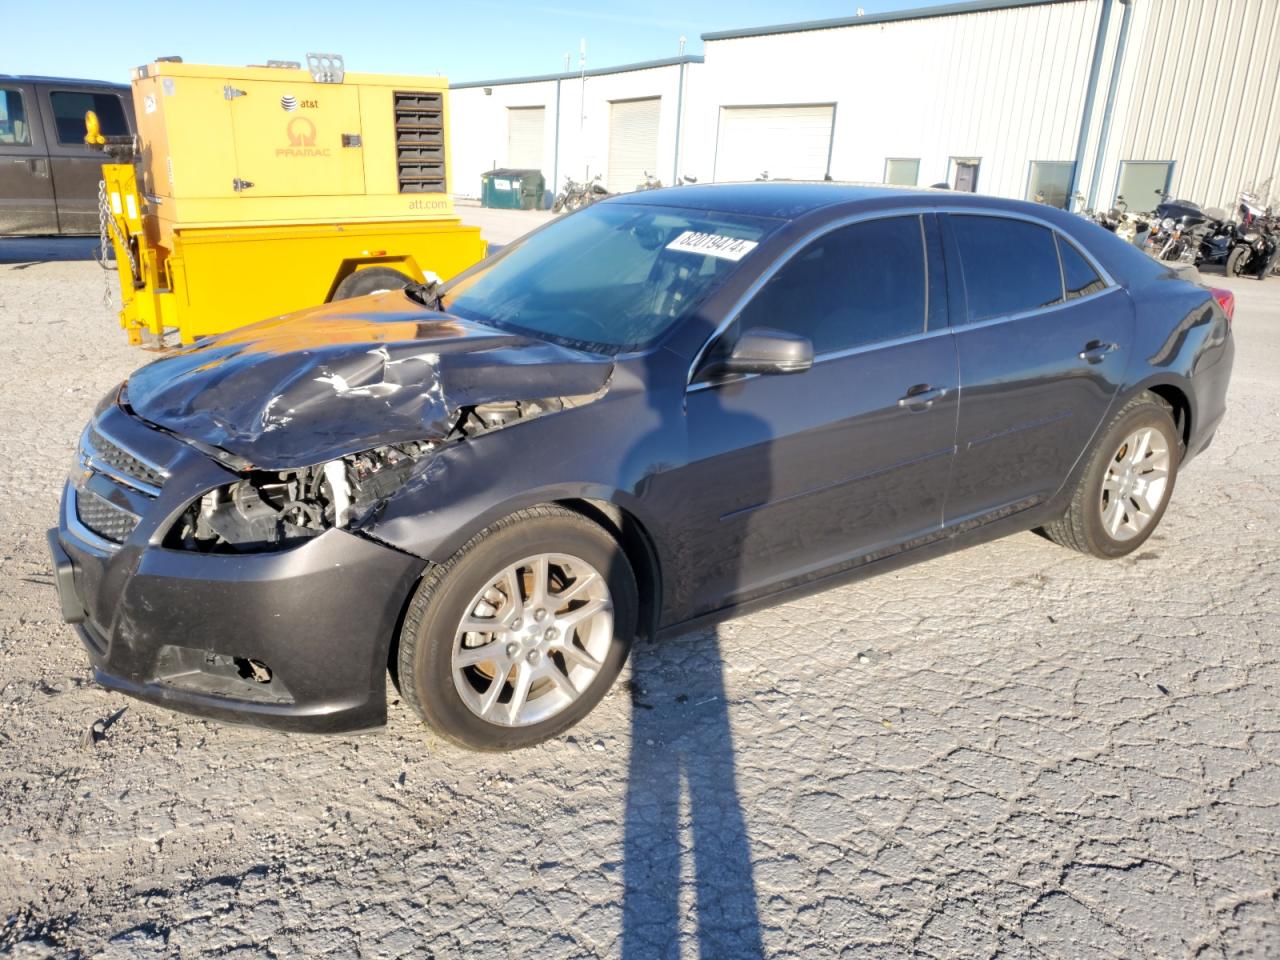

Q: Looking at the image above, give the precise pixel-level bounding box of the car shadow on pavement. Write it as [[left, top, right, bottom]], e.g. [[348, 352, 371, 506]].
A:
[[622, 628, 765, 958], [0, 237, 103, 266], [617, 323, 767, 958]]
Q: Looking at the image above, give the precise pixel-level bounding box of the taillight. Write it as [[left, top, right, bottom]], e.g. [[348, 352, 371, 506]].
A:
[[1208, 286, 1234, 324]]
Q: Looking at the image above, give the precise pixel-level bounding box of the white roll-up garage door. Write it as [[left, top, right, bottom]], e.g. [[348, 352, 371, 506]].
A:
[[715, 105, 835, 182], [607, 98, 661, 194], [507, 106, 545, 171]]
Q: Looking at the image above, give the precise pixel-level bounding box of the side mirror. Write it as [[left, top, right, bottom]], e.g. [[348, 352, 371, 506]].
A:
[[699, 326, 813, 382]]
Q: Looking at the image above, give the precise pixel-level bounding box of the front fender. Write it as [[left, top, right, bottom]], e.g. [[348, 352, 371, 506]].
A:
[[363, 407, 673, 564]]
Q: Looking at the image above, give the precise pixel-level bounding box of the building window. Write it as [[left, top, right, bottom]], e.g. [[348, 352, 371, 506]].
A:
[[1027, 161, 1076, 209], [884, 158, 920, 186], [1115, 161, 1173, 213], [951, 158, 980, 192]]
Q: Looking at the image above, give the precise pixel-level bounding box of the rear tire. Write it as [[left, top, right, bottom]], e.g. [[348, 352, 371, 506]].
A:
[[1040, 392, 1181, 558], [397, 505, 638, 751], [332, 267, 412, 301]]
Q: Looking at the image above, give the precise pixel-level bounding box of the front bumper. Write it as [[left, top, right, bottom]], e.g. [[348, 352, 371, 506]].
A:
[[51, 406, 426, 733]]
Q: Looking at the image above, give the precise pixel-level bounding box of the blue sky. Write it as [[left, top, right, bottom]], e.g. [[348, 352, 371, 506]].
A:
[[9, 0, 949, 84]]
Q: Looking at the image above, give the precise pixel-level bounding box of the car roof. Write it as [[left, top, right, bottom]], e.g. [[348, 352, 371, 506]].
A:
[[609, 180, 1042, 220], [0, 75, 129, 90]]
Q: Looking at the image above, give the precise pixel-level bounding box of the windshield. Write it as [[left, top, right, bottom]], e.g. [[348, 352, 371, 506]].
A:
[[437, 203, 779, 353]]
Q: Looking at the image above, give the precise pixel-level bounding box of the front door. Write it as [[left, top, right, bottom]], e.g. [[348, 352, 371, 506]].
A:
[[942, 213, 1134, 524], [0, 83, 56, 235], [658, 214, 959, 622], [36, 85, 134, 235]]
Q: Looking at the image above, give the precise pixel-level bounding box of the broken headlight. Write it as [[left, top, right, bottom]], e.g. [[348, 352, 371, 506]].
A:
[[166, 441, 434, 553]]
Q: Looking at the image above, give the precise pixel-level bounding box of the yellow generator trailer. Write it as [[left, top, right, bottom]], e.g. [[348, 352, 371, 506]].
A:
[[95, 54, 486, 344]]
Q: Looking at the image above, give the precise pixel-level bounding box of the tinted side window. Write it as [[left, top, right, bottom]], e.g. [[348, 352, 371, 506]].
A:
[[737, 216, 927, 355], [1057, 235, 1106, 299], [949, 215, 1063, 323], [49, 91, 128, 144], [0, 88, 30, 145]]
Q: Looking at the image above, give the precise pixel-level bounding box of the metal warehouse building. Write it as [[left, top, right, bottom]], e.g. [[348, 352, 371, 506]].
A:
[[449, 0, 1280, 212]]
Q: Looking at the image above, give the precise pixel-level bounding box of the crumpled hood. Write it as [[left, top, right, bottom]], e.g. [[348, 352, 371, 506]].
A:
[[124, 296, 614, 467]]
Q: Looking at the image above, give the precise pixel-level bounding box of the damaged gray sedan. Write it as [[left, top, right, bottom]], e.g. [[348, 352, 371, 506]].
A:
[[49, 183, 1233, 749]]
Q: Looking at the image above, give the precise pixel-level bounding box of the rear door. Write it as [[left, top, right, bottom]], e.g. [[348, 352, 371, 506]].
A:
[[668, 214, 958, 619], [0, 82, 57, 234], [942, 213, 1134, 524], [35, 84, 134, 234]]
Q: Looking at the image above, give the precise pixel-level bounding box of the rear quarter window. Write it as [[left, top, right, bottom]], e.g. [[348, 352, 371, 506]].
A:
[[1057, 235, 1107, 299], [949, 215, 1063, 323]]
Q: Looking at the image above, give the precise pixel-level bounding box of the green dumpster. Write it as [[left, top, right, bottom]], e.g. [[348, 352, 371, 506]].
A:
[[480, 168, 546, 210]]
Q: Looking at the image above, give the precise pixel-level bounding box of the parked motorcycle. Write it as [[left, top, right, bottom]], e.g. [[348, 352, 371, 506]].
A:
[[636, 171, 663, 191], [552, 173, 609, 213], [1115, 211, 1153, 247], [1154, 213, 1202, 264], [1226, 220, 1279, 279]]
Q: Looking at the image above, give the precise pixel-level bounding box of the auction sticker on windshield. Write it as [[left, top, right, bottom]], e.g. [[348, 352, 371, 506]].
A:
[[666, 231, 759, 261]]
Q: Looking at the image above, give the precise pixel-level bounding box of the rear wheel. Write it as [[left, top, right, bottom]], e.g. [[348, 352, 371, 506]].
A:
[[397, 505, 637, 751], [1041, 392, 1180, 558], [332, 267, 413, 301]]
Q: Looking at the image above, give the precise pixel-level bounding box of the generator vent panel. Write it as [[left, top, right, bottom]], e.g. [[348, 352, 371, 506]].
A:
[[394, 91, 446, 194]]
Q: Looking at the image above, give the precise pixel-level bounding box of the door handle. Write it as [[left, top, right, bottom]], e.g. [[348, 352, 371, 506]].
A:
[[1078, 340, 1119, 363], [897, 384, 947, 410], [14, 158, 49, 177]]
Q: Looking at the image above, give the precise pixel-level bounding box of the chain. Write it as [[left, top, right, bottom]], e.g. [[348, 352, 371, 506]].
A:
[[96, 179, 138, 309]]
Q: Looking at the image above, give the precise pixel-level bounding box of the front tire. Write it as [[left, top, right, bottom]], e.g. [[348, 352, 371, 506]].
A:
[[397, 505, 638, 750], [1041, 392, 1181, 558], [1226, 244, 1249, 278]]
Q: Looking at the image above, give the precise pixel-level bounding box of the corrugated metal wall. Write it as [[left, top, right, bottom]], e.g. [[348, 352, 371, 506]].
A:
[[448, 1, 1280, 209], [1109, 0, 1280, 209], [688, 1, 1106, 200]]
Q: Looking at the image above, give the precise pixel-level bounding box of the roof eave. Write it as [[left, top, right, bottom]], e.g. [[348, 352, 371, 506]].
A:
[[701, 0, 1075, 42], [451, 54, 703, 91]]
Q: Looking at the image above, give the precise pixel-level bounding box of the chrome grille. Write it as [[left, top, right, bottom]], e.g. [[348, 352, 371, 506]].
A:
[[76, 489, 139, 544], [82, 427, 165, 495]]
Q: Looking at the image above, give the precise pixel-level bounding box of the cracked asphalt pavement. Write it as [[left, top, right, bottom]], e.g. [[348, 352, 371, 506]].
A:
[[1, 212, 1277, 958]]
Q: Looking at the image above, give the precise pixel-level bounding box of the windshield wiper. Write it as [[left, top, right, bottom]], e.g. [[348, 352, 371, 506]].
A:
[[404, 279, 444, 310]]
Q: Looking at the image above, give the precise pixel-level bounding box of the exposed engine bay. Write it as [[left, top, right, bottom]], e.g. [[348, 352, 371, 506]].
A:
[[166, 399, 575, 551]]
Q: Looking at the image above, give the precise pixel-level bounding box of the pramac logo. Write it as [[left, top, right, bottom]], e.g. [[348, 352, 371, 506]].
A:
[[276, 116, 331, 158], [287, 116, 316, 146]]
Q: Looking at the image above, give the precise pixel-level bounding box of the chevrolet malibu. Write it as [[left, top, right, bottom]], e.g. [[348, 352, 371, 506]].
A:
[[49, 183, 1234, 750]]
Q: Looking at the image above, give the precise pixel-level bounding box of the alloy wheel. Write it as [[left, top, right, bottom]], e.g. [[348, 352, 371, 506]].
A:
[[1099, 426, 1172, 541], [451, 553, 613, 727]]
